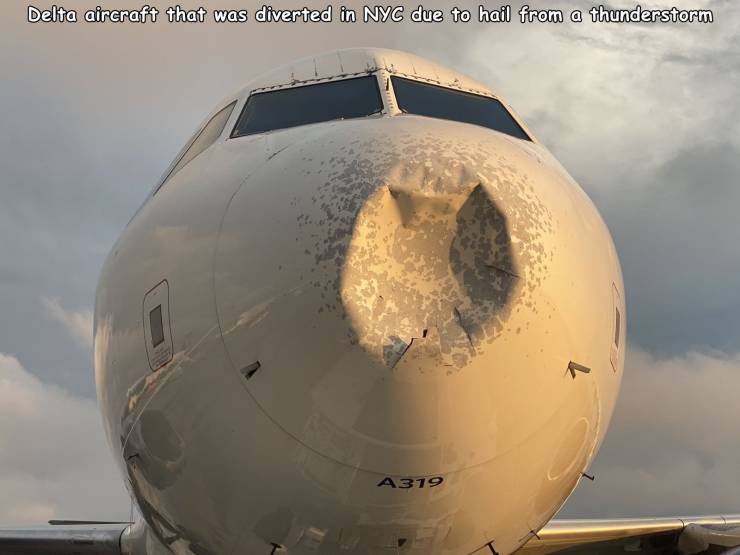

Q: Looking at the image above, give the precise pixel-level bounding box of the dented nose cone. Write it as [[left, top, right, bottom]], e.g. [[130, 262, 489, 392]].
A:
[[215, 116, 556, 475], [343, 181, 519, 371]]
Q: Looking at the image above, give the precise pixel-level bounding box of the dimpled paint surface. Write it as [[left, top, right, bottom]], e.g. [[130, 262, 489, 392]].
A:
[[293, 126, 553, 371]]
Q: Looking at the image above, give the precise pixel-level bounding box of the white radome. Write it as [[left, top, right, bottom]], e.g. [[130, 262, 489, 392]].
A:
[[10, 48, 736, 555]]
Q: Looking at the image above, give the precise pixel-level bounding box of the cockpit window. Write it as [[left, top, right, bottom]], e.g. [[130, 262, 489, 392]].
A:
[[230, 75, 383, 137], [162, 100, 237, 186], [391, 77, 531, 141]]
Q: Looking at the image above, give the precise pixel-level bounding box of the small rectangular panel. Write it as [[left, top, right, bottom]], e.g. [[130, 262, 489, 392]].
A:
[[143, 280, 173, 371], [150, 305, 164, 347], [610, 284, 622, 372]]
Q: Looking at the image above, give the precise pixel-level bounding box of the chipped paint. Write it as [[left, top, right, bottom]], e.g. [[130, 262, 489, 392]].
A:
[[291, 123, 553, 370]]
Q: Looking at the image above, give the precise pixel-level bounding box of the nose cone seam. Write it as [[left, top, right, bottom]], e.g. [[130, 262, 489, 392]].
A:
[[214, 117, 558, 475]]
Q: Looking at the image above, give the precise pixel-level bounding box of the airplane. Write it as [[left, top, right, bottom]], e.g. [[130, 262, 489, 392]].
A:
[[2, 47, 739, 555]]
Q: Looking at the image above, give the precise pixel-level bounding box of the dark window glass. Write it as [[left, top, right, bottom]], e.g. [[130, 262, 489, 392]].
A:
[[391, 77, 531, 141], [614, 308, 621, 347], [150, 305, 165, 348], [231, 76, 383, 137]]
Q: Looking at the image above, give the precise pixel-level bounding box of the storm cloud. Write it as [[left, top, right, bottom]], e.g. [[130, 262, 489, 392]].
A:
[[1, 0, 739, 523], [0, 354, 129, 524], [562, 346, 740, 517]]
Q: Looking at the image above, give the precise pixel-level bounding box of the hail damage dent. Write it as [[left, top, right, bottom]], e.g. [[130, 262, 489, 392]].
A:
[[293, 124, 553, 371]]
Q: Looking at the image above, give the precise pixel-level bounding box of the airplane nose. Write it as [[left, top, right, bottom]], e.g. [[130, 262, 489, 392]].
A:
[[214, 116, 555, 475]]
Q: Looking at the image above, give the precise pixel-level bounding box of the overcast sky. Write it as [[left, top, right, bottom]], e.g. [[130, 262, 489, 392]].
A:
[[1, 0, 739, 525]]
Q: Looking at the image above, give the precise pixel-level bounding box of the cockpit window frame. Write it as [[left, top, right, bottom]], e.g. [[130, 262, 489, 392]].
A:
[[389, 75, 533, 142], [153, 99, 238, 195], [229, 74, 385, 139]]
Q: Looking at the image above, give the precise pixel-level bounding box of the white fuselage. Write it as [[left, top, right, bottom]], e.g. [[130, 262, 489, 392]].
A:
[[94, 49, 625, 555]]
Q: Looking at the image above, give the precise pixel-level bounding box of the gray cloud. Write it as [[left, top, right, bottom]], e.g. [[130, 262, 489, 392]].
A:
[[0, 354, 130, 524], [592, 141, 740, 355], [562, 346, 740, 518], [40, 297, 93, 349]]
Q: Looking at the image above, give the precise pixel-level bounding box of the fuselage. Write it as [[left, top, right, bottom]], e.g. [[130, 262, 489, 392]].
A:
[[94, 48, 625, 555]]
